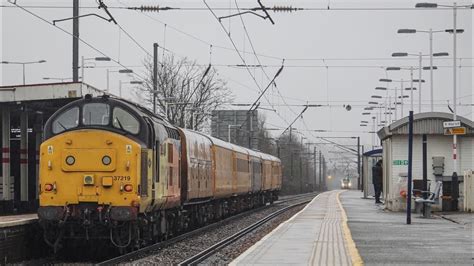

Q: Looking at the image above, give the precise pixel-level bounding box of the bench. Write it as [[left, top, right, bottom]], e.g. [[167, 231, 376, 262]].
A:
[[413, 181, 442, 218]]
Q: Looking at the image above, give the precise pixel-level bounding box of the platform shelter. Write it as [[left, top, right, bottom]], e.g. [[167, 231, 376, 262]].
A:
[[362, 149, 382, 199], [377, 112, 473, 212], [0, 82, 108, 213]]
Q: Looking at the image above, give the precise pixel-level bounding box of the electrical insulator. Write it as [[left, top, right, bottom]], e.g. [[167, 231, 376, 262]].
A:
[[272, 6, 298, 12], [139, 5, 160, 12]]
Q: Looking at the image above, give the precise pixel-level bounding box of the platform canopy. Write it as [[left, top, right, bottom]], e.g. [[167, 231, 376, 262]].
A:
[[362, 149, 382, 157], [377, 112, 474, 141], [0, 82, 110, 104]]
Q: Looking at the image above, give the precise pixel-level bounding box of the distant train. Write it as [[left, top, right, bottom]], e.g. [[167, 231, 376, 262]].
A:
[[341, 177, 352, 189], [37, 95, 281, 252]]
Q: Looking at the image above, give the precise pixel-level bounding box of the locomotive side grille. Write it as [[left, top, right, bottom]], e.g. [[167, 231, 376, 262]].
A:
[[140, 150, 148, 196]]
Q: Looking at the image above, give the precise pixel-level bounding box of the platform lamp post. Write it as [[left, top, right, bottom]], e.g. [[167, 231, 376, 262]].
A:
[[371, 116, 376, 148], [118, 80, 142, 97], [415, 3, 473, 210], [1, 60, 46, 85], [375, 86, 399, 121], [107, 69, 134, 92], [81, 56, 111, 84], [185, 107, 199, 129], [386, 66, 429, 112], [227, 124, 240, 142], [379, 78, 407, 118], [371, 95, 385, 123], [397, 28, 461, 112], [162, 97, 177, 120], [368, 101, 379, 131], [371, 95, 394, 124], [391, 53, 448, 113]]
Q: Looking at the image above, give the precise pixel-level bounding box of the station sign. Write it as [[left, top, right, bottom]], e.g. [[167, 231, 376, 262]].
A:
[[444, 127, 466, 135], [443, 121, 461, 128], [393, 160, 408, 166]]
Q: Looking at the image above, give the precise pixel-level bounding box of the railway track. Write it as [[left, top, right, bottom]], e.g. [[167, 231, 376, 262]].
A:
[[96, 193, 315, 265], [177, 199, 311, 265]]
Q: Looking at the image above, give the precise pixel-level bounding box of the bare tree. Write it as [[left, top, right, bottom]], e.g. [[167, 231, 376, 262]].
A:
[[277, 132, 317, 195], [134, 54, 232, 131]]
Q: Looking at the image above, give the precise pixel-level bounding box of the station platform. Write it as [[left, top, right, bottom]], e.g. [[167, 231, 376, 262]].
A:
[[232, 190, 361, 265], [0, 213, 37, 228], [232, 190, 473, 266], [0, 213, 41, 263]]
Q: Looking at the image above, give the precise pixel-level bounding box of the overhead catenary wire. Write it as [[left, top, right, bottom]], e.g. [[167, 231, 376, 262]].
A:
[[232, 0, 304, 134], [2, 4, 470, 11], [9, 2, 467, 66], [112, 0, 284, 62], [6, 1, 149, 84], [202, 0, 292, 129]]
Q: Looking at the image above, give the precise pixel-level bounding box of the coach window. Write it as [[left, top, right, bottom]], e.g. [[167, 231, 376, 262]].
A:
[[83, 103, 110, 126], [52, 107, 79, 134], [113, 107, 140, 134]]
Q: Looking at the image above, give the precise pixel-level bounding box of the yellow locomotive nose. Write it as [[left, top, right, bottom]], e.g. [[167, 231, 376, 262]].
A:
[[83, 175, 94, 185], [62, 148, 116, 172], [40, 130, 141, 207]]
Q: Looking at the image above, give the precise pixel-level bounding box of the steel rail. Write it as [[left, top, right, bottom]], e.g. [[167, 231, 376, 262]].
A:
[[95, 193, 316, 265], [178, 199, 312, 265]]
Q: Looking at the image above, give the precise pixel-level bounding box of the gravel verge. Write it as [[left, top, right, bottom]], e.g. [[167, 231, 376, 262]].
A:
[[203, 205, 305, 265]]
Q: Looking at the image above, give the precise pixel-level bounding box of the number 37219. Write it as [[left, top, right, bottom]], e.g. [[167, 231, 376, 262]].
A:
[[113, 176, 131, 181]]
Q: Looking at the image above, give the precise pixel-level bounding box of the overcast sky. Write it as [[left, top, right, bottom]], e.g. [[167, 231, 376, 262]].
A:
[[1, 0, 473, 161]]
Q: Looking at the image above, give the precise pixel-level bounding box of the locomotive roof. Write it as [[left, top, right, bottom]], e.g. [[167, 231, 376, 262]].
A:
[[112, 97, 174, 127]]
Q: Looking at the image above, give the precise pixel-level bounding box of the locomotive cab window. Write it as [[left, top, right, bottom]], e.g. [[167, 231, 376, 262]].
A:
[[52, 107, 79, 134], [113, 107, 140, 134], [83, 103, 110, 126]]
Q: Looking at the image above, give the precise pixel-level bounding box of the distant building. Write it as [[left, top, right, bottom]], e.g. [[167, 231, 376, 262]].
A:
[[211, 110, 259, 149]]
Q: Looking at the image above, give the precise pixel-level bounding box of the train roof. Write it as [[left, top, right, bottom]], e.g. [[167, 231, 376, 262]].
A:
[[260, 153, 280, 162], [247, 149, 262, 158], [87, 96, 280, 162], [180, 128, 279, 162]]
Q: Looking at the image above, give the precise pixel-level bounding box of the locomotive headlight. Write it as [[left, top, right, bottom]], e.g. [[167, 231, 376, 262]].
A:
[[84, 175, 94, 185], [102, 155, 112, 166], [65, 156, 75, 166]]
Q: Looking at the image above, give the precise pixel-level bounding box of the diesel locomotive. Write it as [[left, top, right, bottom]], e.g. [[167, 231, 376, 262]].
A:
[[341, 177, 352, 189], [38, 95, 281, 252]]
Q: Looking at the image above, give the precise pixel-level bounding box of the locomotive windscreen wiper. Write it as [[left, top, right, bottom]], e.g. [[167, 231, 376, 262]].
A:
[[57, 121, 67, 130], [115, 117, 125, 131]]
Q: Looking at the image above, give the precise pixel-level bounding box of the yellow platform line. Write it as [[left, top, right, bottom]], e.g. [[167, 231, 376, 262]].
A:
[[337, 191, 364, 266]]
